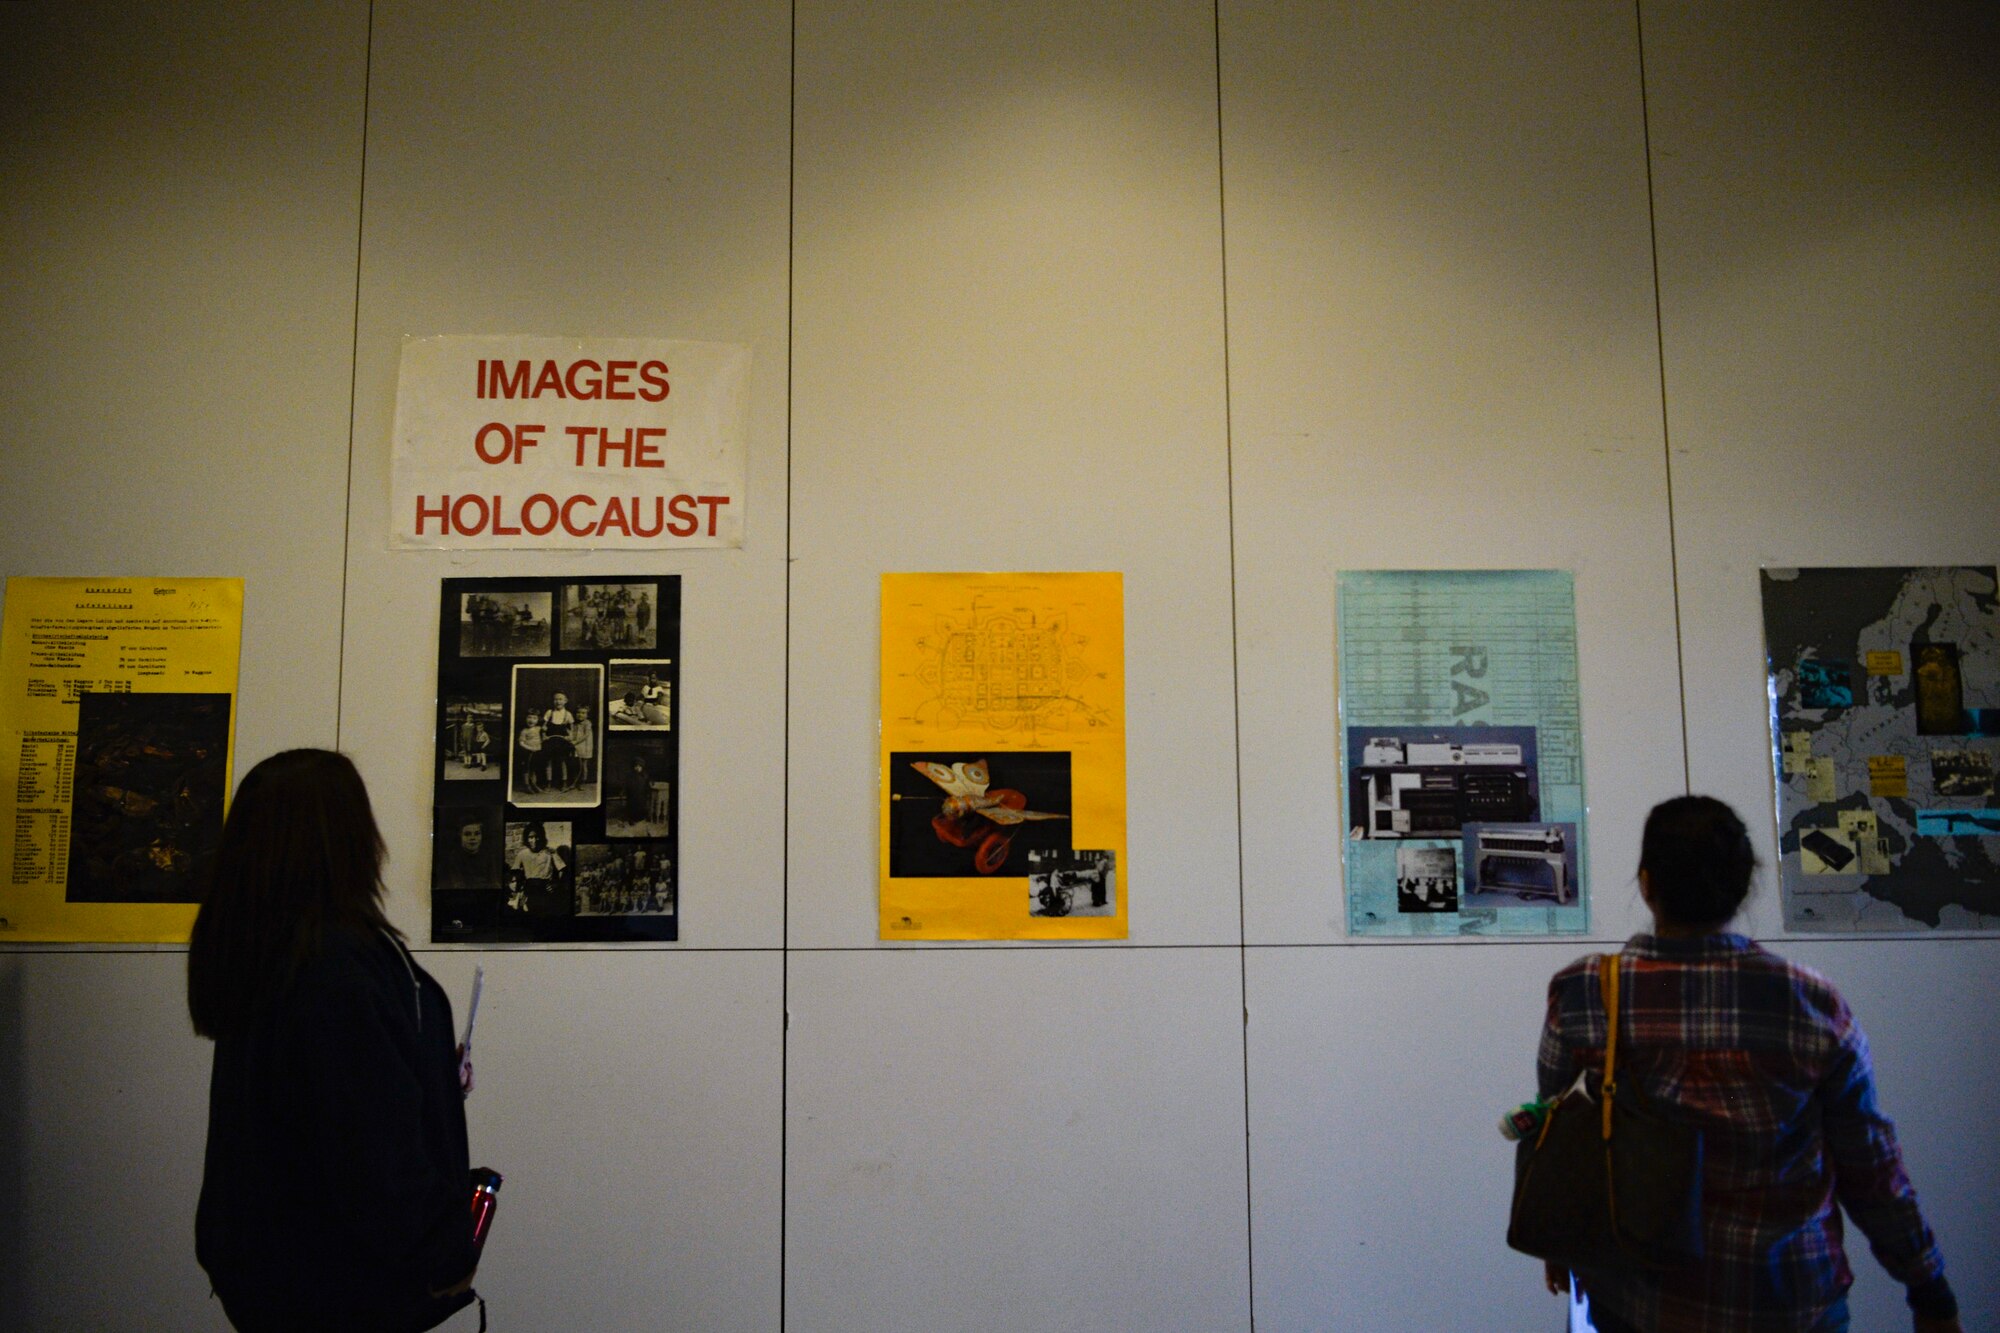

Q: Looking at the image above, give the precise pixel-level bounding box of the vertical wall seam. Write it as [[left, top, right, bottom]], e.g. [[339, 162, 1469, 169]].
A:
[[1211, 2, 1257, 1327], [1633, 0, 1692, 794], [780, 0, 798, 1327], [334, 0, 376, 750]]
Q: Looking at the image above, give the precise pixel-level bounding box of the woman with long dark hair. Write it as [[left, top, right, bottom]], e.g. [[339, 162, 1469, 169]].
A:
[[1529, 796, 1960, 1332], [190, 749, 479, 1332]]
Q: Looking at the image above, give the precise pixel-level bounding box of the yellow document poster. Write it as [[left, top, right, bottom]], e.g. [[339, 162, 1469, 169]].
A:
[[881, 572, 1126, 940], [1, 577, 242, 941]]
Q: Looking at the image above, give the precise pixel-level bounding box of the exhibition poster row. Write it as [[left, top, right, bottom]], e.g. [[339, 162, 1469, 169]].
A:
[[3, 567, 1996, 942]]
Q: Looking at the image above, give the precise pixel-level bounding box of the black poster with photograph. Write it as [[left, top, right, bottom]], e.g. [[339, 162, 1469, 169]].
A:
[[66, 691, 232, 903], [887, 750, 1073, 878], [432, 576, 679, 942]]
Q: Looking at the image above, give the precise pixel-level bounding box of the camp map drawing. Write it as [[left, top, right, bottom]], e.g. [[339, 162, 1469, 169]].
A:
[[1763, 566, 2000, 931], [1336, 569, 1587, 937]]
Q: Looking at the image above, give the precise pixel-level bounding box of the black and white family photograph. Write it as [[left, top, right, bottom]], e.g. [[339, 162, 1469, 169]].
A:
[[459, 590, 552, 657], [607, 658, 672, 730], [433, 807, 501, 891], [1027, 848, 1115, 918], [574, 843, 675, 917], [441, 698, 503, 780], [508, 663, 603, 807], [604, 735, 672, 837], [504, 819, 573, 917], [430, 807, 530, 942], [561, 582, 659, 650]]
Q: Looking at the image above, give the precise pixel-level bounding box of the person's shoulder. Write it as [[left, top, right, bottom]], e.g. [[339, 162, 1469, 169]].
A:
[[1733, 938, 1839, 992], [291, 925, 401, 1012], [1726, 938, 1855, 1029], [1545, 951, 1602, 998], [1549, 952, 1598, 980], [302, 922, 389, 971]]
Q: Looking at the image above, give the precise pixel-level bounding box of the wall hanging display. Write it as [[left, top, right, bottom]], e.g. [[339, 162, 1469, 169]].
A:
[[880, 572, 1127, 940], [391, 334, 749, 550], [1337, 569, 1587, 936], [1761, 565, 2000, 931], [0, 576, 241, 942], [432, 575, 679, 942]]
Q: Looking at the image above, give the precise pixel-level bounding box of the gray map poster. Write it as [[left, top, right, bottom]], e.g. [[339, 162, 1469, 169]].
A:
[[1337, 569, 1587, 937], [1762, 566, 2000, 931]]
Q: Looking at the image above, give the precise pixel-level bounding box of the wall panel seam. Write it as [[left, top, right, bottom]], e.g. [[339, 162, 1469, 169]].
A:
[[334, 0, 377, 751], [1632, 0, 1692, 795]]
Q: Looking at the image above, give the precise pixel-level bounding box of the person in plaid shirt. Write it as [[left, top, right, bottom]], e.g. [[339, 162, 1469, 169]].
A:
[[1533, 796, 1960, 1332]]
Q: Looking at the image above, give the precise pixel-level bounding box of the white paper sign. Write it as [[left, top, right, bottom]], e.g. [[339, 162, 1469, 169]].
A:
[[390, 335, 748, 549]]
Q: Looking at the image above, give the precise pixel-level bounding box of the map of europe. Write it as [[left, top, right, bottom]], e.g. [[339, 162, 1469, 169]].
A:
[[1763, 566, 2000, 931]]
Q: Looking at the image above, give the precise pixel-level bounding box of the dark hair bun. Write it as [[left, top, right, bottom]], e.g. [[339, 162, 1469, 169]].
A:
[[1639, 795, 1756, 927]]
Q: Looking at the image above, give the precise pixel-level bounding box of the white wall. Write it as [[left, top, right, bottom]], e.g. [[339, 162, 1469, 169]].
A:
[[1, 3, 368, 1326], [2, 2, 1994, 1330]]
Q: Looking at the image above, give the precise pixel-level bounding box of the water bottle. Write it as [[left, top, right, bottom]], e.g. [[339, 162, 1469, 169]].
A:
[[470, 1167, 503, 1250], [1498, 1099, 1551, 1141]]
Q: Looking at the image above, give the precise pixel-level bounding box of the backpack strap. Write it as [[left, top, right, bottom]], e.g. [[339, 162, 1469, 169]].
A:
[[1598, 952, 1621, 1141]]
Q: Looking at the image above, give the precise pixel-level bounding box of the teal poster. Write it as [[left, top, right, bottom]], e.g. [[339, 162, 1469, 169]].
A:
[[1337, 570, 1587, 937]]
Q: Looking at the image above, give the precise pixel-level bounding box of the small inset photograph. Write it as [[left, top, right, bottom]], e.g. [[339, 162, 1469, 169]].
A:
[[1836, 808, 1892, 876], [574, 843, 675, 917], [458, 590, 552, 658], [1461, 822, 1579, 907], [1931, 748, 1996, 798], [503, 819, 573, 917], [606, 659, 672, 730], [889, 751, 1072, 877], [1914, 808, 2000, 838], [65, 691, 231, 903], [508, 663, 602, 807], [430, 806, 516, 942], [1394, 843, 1458, 913], [440, 697, 503, 780], [1027, 848, 1115, 918], [433, 807, 502, 891], [1912, 642, 1966, 735], [1799, 824, 1861, 875], [604, 735, 672, 837], [1795, 656, 1853, 710], [560, 583, 660, 651], [1347, 726, 1539, 840]]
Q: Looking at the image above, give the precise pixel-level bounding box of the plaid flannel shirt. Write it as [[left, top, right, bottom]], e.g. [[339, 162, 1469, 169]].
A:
[[1535, 933, 1950, 1332]]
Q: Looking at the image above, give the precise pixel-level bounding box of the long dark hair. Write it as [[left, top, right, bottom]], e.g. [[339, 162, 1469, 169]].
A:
[[187, 749, 397, 1038]]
